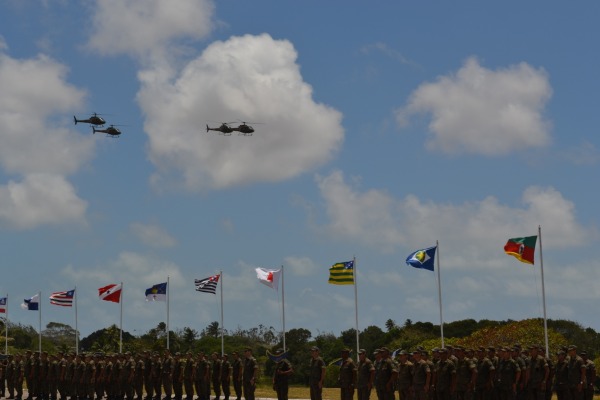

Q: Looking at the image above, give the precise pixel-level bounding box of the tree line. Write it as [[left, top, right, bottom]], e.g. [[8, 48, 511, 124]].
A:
[[2, 318, 599, 386]]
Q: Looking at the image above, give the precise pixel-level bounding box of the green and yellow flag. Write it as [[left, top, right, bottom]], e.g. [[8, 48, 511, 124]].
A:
[[328, 260, 354, 285], [504, 236, 537, 264]]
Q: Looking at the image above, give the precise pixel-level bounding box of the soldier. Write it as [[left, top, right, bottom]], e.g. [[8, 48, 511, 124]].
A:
[[422, 351, 436, 400], [567, 346, 586, 400], [172, 353, 183, 400], [475, 347, 495, 400], [526, 346, 548, 400], [182, 352, 195, 400], [375, 347, 398, 400], [1, 357, 6, 399], [580, 351, 595, 400], [210, 353, 221, 400], [396, 350, 413, 400], [47, 354, 59, 400], [162, 350, 173, 400], [553, 351, 569, 400], [150, 353, 162, 400], [24, 351, 34, 400], [454, 347, 476, 400], [433, 349, 456, 400], [110, 354, 123, 400], [511, 347, 526, 400], [95, 354, 106, 400], [338, 348, 356, 400], [242, 349, 257, 400], [496, 348, 520, 400], [412, 351, 430, 400], [134, 354, 145, 400], [194, 353, 209, 400], [66, 354, 76, 400], [73, 354, 84, 400], [143, 353, 153, 400], [308, 347, 325, 400], [357, 349, 375, 400], [7, 355, 15, 400], [15, 354, 25, 400], [39, 351, 50, 400], [272, 349, 293, 400], [220, 354, 231, 400], [230, 352, 242, 400]]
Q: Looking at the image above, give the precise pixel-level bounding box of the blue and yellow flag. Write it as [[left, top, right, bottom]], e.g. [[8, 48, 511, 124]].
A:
[[328, 260, 355, 285], [405, 246, 436, 271]]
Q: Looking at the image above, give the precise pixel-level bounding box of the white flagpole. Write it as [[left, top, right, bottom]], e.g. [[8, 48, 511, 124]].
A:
[[538, 225, 549, 357], [120, 281, 123, 354], [353, 256, 359, 353], [75, 286, 79, 355], [281, 266, 286, 352], [38, 291, 42, 352], [220, 271, 224, 356], [167, 276, 170, 350], [4, 294, 8, 355], [435, 241, 445, 348]]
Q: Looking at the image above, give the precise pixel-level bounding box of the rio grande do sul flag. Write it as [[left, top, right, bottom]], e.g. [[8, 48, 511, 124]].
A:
[[504, 236, 537, 264]]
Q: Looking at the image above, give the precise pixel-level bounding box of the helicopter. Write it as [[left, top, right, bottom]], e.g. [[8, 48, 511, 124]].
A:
[[73, 113, 106, 126], [232, 122, 255, 136], [92, 125, 121, 137], [206, 123, 234, 136]]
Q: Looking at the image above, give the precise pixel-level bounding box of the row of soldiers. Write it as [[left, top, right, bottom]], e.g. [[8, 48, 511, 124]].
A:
[[334, 344, 596, 400], [0, 348, 260, 400]]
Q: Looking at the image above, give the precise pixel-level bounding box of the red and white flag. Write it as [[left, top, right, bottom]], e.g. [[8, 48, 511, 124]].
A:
[[255, 268, 281, 290], [98, 283, 122, 303]]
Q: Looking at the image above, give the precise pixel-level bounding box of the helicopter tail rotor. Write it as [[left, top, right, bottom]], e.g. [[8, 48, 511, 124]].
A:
[[73, 116, 78, 125], [206, 124, 209, 132], [92, 127, 96, 134]]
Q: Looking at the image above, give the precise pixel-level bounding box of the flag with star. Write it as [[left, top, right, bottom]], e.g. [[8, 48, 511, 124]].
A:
[[405, 246, 436, 271]]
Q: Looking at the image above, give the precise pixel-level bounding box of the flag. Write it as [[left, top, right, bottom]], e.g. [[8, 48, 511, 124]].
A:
[[266, 349, 289, 362], [98, 283, 122, 303], [328, 260, 354, 285], [49, 289, 75, 307], [504, 236, 537, 264], [255, 268, 282, 290], [406, 246, 436, 271], [195, 274, 220, 294], [145, 282, 167, 302], [21, 293, 39, 311], [0, 297, 6, 313]]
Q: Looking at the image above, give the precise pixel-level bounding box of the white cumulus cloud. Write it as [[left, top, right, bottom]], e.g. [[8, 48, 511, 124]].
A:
[[0, 47, 94, 229], [315, 170, 591, 262], [87, 0, 214, 59], [396, 57, 552, 155], [138, 34, 344, 191]]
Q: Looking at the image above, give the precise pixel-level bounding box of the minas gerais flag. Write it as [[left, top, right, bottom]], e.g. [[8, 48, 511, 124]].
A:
[[504, 236, 537, 264]]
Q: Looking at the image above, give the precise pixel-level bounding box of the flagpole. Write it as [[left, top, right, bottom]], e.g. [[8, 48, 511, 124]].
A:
[[120, 281, 123, 354], [38, 291, 42, 353], [220, 270, 224, 356], [353, 256, 359, 354], [5, 294, 8, 355], [167, 276, 170, 350], [75, 286, 79, 355], [435, 241, 445, 348], [281, 265, 286, 352], [538, 225, 549, 357]]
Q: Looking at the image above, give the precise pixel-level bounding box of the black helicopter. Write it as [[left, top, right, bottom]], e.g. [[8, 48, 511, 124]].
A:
[[232, 122, 255, 136], [93, 125, 121, 137], [74, 113, 106, 126], [206, 123, 235, 136]]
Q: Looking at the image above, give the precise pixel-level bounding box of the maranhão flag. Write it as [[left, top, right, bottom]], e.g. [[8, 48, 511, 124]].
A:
[[98, 283, 123, 303], [504, 236, 537, 264], [255, 268, 281, 290]]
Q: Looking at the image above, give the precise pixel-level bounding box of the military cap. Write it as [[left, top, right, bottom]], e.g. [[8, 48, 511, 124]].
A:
[[557, 350, 565, 356], [420, 350, 429, 356], [398, 350, 408, 355], [487, 347, 496, 352], [380, 347, 390, 353], [358, 349, 366, 354], [580, 350, 587, 356], [231, 351, 238, 355], [373, 348, 381, 354], [416, 346, 424, 351], [310, 346, 320, 352], [514, 342, 522, 349], [275, 348, 284, 354], [567, 345, 577, 350], [244, 347, 253, 352], [432, 347, 440, 353], [438, 348, 448, 353], [341, 347, 351, 353]]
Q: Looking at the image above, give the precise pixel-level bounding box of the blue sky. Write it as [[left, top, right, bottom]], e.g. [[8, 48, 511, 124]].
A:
[[1, 1, 599, 342]]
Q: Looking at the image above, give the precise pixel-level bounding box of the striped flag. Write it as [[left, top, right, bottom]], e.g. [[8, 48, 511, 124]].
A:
[[49, 289, 75, 307], [195, 274, 220, 294], [328, 260, 355, 285]]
